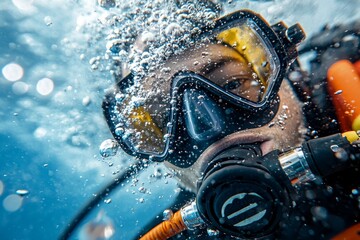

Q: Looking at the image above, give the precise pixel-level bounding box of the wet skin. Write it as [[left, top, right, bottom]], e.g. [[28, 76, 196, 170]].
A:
[[141, 43, 306, 192]]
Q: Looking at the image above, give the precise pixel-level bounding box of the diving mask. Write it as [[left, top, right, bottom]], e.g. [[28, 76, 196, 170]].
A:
[[102, 10, 305, 166]]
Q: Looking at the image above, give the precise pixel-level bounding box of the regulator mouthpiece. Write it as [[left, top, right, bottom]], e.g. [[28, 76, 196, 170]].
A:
[[196, 144, 290, 239]]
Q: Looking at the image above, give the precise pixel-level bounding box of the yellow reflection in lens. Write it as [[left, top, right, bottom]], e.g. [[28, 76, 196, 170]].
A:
[[129, 106, 165, 153], [217, 25, 271, 91]]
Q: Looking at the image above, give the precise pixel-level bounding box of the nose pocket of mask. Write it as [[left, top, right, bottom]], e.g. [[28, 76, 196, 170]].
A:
[[183, 89, 224, 141]]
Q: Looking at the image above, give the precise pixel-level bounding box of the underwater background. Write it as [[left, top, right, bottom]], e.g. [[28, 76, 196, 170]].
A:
[[1, 0, 359, 239]]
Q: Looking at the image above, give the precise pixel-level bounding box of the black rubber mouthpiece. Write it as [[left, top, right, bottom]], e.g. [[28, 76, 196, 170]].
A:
[[196, 145, 290, 239]]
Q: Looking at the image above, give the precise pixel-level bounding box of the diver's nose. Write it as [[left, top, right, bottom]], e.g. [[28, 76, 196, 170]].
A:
[[182, 88, 224, 141]]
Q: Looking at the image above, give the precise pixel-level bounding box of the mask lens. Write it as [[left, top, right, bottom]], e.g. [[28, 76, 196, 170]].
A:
[[108, 93, 166, 155], [125, 106, 165, 154], [212, 19, 279, 103]]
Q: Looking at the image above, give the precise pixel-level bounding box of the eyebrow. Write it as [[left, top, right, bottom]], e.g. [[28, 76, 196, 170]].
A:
[[199, 57, 233, 75]]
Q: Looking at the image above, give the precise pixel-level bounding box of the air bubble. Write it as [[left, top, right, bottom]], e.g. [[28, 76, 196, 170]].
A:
[[82, 96, 91, 106], [305, 189, 316, 199], [335, 149, 348, 161], [12, 81, 29, 95], [44, 16, 52, 26], [98, 0, 115, 9], [153, 168, 162, 178], [197, 95, 205, 100], [330, 145, 348, 160], [140, 31, 156, 44], [310, 130, 318, 137], [207, 228, 219, 236], [104, 198, 112, 204], [115, 93, 125, 102], [165, 23, 183, 37], [131, 97, 146, 107], [138, 186, 146, 193], [79, 211, 115, 239], [115, 127, 125, 136], [162, 209, 173, 220], [2, 63, 23, 82], [330, 145, 340, 152], [0, 181, 3, 196], [34, 127, 47, 139], [311, 206, 328, 220], [288, 71, 302, 82], [99, 139, 119, 158], [250, 80, 259, 86], [222, 107, 233, 115], [36, 78, 54, 96], [161, 67, 171, 73], [3, 194, 23, 212], [15, 189, 29, 196]]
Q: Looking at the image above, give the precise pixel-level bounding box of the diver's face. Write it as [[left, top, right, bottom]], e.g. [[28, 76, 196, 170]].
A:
[[141, 43, 306, 192]]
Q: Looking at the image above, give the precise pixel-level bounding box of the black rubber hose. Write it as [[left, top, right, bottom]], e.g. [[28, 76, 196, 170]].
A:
[[58, 159, 145, 240]]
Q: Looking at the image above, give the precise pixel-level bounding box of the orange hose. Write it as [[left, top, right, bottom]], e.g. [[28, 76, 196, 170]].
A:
[[139, 210, 187, 240], [327, 60, 360, 131]]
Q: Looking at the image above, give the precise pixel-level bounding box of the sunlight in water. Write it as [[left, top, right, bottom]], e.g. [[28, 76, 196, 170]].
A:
[[2, 63, 23, 82]]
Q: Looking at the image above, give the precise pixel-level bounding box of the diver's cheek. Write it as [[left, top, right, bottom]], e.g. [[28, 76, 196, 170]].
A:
[[272, 81, 306, 150], [164, 161, 199, 192]]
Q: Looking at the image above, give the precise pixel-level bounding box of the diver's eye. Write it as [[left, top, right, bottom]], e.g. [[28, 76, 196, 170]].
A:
[[223, 79, 242, 91], [222, 76, 262, 102]]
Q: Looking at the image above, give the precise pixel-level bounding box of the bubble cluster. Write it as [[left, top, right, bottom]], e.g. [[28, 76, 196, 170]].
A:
[[100, 0, 221, 106]]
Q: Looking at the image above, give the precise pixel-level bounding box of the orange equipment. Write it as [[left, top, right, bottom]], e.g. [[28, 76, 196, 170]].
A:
[[354, 60, 360, 76], [327, 59, 360, 132], [332, 223, 360, 240], [139, 210, 187, 240]]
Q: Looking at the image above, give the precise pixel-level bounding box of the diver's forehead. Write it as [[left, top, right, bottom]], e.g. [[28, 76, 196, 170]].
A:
[[142, 43, 248, 92]]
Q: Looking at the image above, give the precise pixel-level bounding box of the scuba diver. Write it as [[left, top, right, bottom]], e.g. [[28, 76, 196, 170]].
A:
[[60, 3, 360, 240]]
